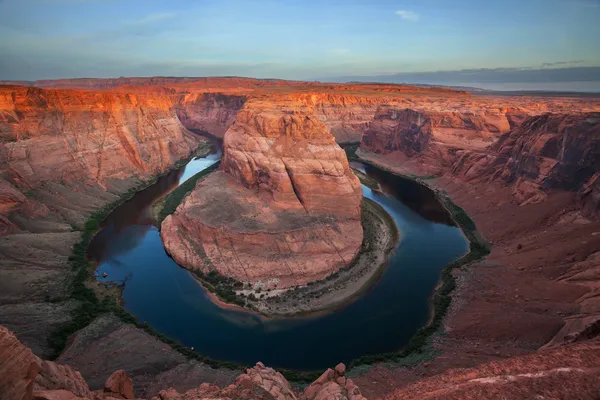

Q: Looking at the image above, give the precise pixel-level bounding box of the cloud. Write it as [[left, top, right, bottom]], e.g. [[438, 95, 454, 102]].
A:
[[394, 10, 419, 21], [541, 60, 586, 68]]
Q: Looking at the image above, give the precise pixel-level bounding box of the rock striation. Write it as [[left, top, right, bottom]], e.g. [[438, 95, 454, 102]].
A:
[[0, 86, 200, 188], [162, 98, 363, 288], [360, 105, 600, 214], [175, 92, 246, 138]]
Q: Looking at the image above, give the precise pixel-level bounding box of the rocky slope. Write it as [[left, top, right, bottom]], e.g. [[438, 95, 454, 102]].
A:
[[161, 97, 363, 289], [1, 324, 367, 400], [4, 323, 600, 400], [353, 107, 600, 397]]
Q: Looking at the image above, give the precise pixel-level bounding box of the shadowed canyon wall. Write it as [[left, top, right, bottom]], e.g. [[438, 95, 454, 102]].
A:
[[359, 103, 600, 215]]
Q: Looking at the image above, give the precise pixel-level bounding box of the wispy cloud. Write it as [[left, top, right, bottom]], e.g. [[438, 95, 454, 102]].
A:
[[128, 12, 178, 25], [541, 60, 586, 68], [395, 10, 419, 21]]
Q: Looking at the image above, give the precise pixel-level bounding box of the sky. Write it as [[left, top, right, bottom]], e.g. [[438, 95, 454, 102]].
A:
[[1, 0, 600, 87]]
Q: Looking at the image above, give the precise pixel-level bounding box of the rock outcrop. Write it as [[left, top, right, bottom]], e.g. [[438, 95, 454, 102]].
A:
[[360, 105, 600, 214], [162, 98, 363, 288], [361, 105, 514, 155], [1, 325, 371, 400], [446, 112, 600, 210], [0, 325, 93, 400], [5, 324, 600, 400]]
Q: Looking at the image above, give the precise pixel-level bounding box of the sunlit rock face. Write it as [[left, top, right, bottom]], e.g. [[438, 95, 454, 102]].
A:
[[162, 98, 363, 288], [0, 86, 200, 188]]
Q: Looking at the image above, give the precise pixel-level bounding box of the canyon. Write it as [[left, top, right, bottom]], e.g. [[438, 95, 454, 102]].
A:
[[1, 77, 600, 399]]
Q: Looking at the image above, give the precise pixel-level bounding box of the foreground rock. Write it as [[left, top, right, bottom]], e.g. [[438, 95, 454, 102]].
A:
[[1, 324, 370, 400], [162, 98, 363, 289], [4, 324, 600, 400]]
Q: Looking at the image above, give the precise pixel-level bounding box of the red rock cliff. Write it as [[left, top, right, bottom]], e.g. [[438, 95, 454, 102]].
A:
[[161, 97, 363, 288], [0, 86, 200, 188]]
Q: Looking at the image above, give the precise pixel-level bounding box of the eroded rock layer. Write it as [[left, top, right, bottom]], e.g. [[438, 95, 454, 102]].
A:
[[162, 98, 363, 288], [0, 86, 200, 187]]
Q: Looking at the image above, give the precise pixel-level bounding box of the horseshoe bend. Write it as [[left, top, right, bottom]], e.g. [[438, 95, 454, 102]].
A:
[[161, 97, 365, 293], [1, 77, 600, 399]]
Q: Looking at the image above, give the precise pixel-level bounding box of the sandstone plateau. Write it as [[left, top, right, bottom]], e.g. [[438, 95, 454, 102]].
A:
[[1, 77, 600, 399], [161, 97, 364, 288]]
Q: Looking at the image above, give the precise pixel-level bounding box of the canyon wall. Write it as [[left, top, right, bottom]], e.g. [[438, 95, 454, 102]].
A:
[[0, 86, 200, 188], [359, 104, 600, 213], [0, 85, 205, 360], [2, 79, 600, 400], [161, 97, 364, 288], [175, 92, 247, 138]]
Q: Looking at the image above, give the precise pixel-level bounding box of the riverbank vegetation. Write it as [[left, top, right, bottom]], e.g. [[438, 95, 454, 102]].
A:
[[340, 151, 491, 370], [47, 143, 214, 358], [154, 161, 221, 225]]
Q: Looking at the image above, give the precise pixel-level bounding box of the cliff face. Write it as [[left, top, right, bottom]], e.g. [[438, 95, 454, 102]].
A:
[[447, 112, 600, 208], [221, 100, 362, 218], [0, 86, 200, 188], [0, 324, 368, 400], [175, 93, 246, 138], [0, 86, 204, 360], [361, 105, 515, 155], [162, 98, 363, 288], [359, 105, 600, 213]]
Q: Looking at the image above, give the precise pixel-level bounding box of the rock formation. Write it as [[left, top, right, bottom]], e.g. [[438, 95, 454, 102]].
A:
[[360, 104, 600, 213], [2, 78, 600, 400], [175, 93, 246, 138], [162, 98, 363, 288], [1, 325, 370, 400], [4, 324, 600, 400]]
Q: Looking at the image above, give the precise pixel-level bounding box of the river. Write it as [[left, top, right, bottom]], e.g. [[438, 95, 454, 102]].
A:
[[88, 141, 468, 370]]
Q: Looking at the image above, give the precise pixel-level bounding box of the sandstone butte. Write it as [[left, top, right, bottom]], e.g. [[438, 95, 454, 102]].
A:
[[161, 96, 364, 288], [1, 77, 600, 399]]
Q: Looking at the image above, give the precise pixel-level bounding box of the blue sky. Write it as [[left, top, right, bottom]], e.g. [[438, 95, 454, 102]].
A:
[[1, 0, 599, 81]]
